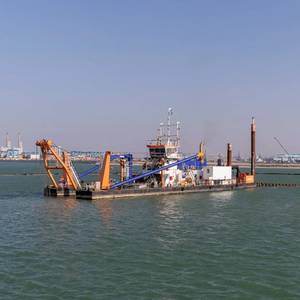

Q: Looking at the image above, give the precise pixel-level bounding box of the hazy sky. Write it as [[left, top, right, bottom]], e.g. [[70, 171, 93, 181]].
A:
[[0, 0, 300, 157]]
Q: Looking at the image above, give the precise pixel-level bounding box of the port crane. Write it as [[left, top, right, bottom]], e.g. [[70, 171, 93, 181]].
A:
[[273, 137, 295, 163]]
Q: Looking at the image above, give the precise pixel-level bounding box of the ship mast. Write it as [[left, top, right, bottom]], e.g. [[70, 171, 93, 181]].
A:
[[176, 121, 180, 148], [167, 107, 173, 145], [159, 122, 164, 144]]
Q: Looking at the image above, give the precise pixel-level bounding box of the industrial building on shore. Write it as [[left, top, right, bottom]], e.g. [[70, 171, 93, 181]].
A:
[[273, 154, 300, 163], [0, 133, 24, 159]]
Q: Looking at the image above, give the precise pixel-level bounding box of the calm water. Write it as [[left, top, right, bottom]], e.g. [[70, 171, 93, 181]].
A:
[[1, 162, 300, 299]]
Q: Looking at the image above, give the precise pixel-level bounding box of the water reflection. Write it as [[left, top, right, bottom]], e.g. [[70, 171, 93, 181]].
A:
[[156, 196, 186, 249], [158, 196, 184, 224], [208, 191, 234, 207], [94, 200, 113, 227], [63, 197, 78, 211], [206, 191, 237, 232], [42, 196, 78, 220]]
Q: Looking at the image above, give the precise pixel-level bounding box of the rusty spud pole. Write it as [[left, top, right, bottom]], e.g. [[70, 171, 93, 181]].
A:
[[251, 118, 256, 177], [227, 143, 232, 166]]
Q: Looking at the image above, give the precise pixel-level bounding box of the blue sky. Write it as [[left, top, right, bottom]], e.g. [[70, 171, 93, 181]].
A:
[[0, 0, 300, 156]]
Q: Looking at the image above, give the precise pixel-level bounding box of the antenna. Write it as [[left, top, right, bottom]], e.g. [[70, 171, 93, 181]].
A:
[[159, 122, 164, 142], [176, 121, 180, 147], [167, 107, 173, 144], [156, 128, 161, 144]]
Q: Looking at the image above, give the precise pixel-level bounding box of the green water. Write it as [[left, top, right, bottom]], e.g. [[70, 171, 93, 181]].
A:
[[1, 162, 300, 299]]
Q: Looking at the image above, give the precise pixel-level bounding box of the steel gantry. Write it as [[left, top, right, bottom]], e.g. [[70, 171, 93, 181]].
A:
[[36, 139, 82, 190]]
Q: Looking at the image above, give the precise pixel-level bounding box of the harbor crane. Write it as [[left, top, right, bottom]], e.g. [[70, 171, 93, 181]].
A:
[[273, 137, 295, 163]]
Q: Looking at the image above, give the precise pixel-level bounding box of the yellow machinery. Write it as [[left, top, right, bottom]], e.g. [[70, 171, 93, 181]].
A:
[[36, 139, 82, 191], [198, 142, 205, 163], [98, 151, 134, 190]]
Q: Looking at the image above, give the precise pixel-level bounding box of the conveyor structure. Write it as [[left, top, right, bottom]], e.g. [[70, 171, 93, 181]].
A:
[[79, 153, 133, 180], [110, 152, 206, 189]]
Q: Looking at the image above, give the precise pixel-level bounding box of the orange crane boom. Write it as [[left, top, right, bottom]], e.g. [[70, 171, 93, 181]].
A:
[[36, 139, 82, 191]]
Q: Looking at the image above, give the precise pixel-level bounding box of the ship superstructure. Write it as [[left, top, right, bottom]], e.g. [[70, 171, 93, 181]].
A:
[[143, 108, 204, 188], [147, 108, 181, 161]]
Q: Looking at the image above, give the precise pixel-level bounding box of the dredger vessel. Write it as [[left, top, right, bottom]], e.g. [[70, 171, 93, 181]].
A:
[[36, 109, 256, 200]]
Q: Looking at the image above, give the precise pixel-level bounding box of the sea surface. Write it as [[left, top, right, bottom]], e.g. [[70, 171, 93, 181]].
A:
[[1, 161, 300, 299]]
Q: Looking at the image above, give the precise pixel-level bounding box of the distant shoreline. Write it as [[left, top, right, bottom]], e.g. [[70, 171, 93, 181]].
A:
[[1, 159, 300, 170], [232, 162, 300, 170]]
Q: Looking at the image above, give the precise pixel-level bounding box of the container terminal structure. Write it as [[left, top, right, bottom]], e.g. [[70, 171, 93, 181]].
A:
[[36, 110, 256, 200]]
